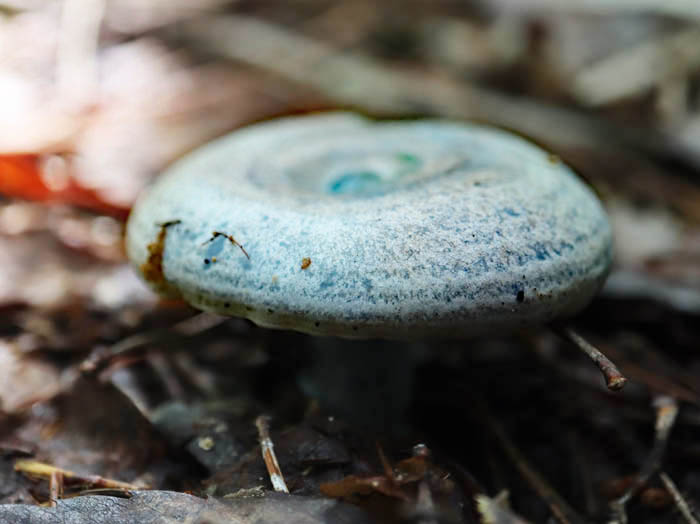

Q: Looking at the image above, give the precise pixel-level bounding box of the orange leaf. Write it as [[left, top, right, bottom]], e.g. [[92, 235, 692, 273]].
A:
[[0, 155, 129, 219]]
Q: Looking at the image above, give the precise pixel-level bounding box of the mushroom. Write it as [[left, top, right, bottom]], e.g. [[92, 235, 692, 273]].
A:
[[126, 112, 613, 424]]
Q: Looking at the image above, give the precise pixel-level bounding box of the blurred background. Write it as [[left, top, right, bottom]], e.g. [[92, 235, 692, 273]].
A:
[[1, 2, 700, 523], [2, 0, 700, 309]]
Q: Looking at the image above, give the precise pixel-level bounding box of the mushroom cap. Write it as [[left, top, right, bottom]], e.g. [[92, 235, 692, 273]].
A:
[[126, 113, 612, 339]]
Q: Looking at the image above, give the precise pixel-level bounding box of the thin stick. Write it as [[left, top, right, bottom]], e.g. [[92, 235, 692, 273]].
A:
[[571, 338, 700, 404], [573, 27, 700, 106], [659, 472, 699, 524], [609, 396, 679, 523], [202, 231, 250, 260], [80, 312, 226, 373], [49, 470, 63, 507], [414, 480, 438, 524], [376, 442, 395, 484], [147, 351, 186, 400], [476, 492, 532, 524], [553, 326, 627, 391], [73, 488, 133, 499], [15, 460, 140, 491], [486, 413, 586, 524], [255, 415, 288, 493], [177, 13, 700, 173]]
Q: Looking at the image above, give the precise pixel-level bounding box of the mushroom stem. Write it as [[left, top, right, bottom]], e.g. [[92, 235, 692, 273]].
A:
[[299, 338, 428, 431], [552, 325, 627, 391]]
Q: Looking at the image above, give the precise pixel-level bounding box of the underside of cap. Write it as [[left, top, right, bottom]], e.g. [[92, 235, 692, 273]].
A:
[[126, 112, 613, 340]]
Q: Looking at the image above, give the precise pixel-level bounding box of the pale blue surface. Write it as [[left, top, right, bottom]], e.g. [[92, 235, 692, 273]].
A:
[[126, 113, 613, 339]]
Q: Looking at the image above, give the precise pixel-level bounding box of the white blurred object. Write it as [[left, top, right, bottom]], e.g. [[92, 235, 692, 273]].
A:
[[92, 265, 157, 310], [605, 199, 700, 312], [539, 14, 665, 85], [572, 27, 700, 106], [608, 199, 684, 268], [604, 270, 700, 313], [420, 16, 526, 71], [0, 1, 259, 207]]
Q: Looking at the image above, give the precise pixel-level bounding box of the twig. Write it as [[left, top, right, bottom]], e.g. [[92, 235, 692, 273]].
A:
[[147, 351, 186, 400], [614, 363, 700, 405], [659, 472, 699, 524], [73, 488, 133, 499], [376, 442, 396, 484], [255, 415, 288, 493], [476, 491, 532, 524], [609, 396, 679, 523], [414, 480, 438, 524], [580, 336, 700, 404], [378, 441, 432, 518], [568, 432, 599, 517], [201, 231, 250, 260], [49, 470, 63, 507], [572, 27, 700, 106], [553, 326, 627, 391], [80, 312, 226, 373], [485, 413, 587, 524], [609, 336, 700, 402], [176, 14, 700, 171], [15, 460, 140, 491]]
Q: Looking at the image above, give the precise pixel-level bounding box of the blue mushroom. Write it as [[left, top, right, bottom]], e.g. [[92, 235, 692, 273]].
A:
[[126, 112, 612, 340]]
